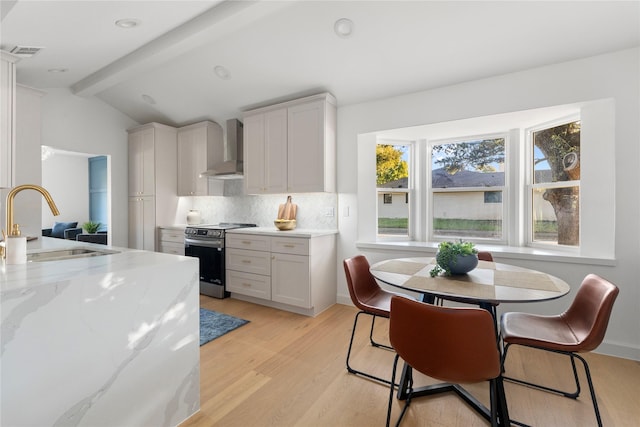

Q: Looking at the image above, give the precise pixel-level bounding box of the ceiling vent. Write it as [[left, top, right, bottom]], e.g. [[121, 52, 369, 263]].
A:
[[10, 46, 43, 57]]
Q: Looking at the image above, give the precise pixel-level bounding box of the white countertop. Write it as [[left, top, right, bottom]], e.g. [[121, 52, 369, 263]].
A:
[[1, 236, 192, 291], [1, 236, 200, 426], [226, 227, 338, 238]]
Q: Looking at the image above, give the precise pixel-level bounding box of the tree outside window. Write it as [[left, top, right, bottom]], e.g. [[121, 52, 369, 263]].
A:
[[531, 121, 580, 246], [376, 144, 409, 236]]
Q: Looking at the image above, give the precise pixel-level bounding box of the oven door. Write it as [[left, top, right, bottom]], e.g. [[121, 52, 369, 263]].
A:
[[184, 238, 227, 298]]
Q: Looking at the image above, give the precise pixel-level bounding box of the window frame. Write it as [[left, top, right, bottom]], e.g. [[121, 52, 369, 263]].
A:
[[375, 140, 414, 240], [525, 114, 581, 250], [427, 132, 509, 245]]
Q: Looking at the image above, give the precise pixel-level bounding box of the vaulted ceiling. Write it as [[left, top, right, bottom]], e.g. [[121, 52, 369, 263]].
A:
[[2, 1, 638, 128]]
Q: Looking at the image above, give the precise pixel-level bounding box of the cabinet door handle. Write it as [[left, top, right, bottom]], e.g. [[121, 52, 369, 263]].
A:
[[242, 241, 252, 245], [242, 260, 251, 264], [283, 244, 295, 248], [242, 283, 251, 287]]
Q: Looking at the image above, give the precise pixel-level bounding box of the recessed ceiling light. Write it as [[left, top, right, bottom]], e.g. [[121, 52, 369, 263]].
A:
[[115, 19, 141, 29], [334, 18, 354, 38], [214, 65, 231, 80], [47, 68, 68, 73], [141, 94, 156, 105]]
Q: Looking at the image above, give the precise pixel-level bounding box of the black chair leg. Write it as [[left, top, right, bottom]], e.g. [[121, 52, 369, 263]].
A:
[[386, 354, 412, 427], [369, 314, 393, 350], [575, 352, 603, 427], [346, 311, 395, 385], [502, 344, 602, 427]]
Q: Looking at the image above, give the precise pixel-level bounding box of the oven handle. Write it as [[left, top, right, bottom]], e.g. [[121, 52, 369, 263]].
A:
[[184, 238, 224, 249]]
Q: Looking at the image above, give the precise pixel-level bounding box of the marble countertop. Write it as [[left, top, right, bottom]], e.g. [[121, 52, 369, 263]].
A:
[[226, 227, 338, 238], [1, 237, 191, 291]]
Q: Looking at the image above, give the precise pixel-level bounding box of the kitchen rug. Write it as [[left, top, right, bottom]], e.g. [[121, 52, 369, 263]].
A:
[[200, 308, 249, 346]]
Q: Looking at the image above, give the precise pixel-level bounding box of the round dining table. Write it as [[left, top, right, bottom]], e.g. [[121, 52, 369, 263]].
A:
[[369, 256, 571, 426], [369, 256, 570, 307]]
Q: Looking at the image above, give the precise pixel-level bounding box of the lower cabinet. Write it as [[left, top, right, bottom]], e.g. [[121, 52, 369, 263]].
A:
[[225, 232, 336, 316], [157, 227, 185, 255]]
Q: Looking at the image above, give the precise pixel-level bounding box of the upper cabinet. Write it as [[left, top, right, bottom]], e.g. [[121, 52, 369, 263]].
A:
[[177, 121, 223, 196], [243, 93, 336, 194], [128, 126, 156, 197], [1, 51, 19, 189]]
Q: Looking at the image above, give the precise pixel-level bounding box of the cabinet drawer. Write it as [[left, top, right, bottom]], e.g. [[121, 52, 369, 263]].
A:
[[226, 234, 270, 251], [226, 270, 270, 299], [158, 242, 184, 255], [226, 248, 271, 275], [158, 228, 184, 243], [271, 237, 309, 255]]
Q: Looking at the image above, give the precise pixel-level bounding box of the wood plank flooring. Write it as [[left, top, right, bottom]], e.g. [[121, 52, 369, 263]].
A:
[[181, 296, 640, 427]]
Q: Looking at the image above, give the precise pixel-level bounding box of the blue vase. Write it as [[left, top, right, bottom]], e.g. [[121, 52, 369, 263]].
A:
[[436, 252, 478, 275]]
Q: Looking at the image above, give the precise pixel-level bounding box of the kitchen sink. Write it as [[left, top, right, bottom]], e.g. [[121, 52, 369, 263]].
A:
[[27, 248, 120, 262]]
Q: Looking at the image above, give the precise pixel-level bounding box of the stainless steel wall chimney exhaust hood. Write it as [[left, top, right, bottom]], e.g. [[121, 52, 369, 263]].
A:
[[201, 119, 243, 178]]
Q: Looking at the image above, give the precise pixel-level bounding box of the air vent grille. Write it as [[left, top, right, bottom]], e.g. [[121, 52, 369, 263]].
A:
[[10, 46, 43, 57]]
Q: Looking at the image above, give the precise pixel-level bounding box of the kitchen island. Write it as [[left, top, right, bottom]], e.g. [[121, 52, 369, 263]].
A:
[[1, 237, 200, 427]]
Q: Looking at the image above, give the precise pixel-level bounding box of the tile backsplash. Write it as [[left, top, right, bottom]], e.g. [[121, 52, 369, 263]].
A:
[[178, 178, 338, 229]]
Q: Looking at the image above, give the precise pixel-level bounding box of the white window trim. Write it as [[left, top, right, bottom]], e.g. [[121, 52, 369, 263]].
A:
[[427, 132, 509, 245], [357, 99, 616, 263], [525, 114, 581, 252], [375, 140, 414, 241]]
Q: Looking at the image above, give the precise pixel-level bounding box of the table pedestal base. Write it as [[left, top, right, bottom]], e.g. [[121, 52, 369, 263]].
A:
[[397, 364, 514, 426]]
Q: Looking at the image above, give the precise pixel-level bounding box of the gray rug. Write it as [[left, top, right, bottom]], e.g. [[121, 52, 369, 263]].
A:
[[200, 308, 249, 346]]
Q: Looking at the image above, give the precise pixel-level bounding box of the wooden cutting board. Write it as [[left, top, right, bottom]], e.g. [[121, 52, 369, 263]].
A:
[[278, 195, 297, 220]]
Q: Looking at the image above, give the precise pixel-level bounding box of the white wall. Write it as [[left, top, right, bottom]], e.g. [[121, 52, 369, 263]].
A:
[[336, 48, 640, 360], [41, 151, 90, 228], [0, 85, 45, 239], [39, 88, 137, 247]]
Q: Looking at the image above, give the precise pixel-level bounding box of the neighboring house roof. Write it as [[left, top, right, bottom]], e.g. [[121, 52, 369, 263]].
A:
[[378, 168, 554, 189], [432, 168, 504, 188], [379, 177, 409, 188]]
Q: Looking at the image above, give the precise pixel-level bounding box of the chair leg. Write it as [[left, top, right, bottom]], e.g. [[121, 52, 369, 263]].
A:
[[502, 343, 581, 398], [346, 311, 395, 385], [386, 354, 400, 427], [503, 344, 602, 427], [386, 354, 412, 427], [574, 352, 603, 427], [369, 314, 393, 350]]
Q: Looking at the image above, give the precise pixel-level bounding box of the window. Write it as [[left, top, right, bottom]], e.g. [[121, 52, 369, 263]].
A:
[[361, 100, 613, 258], [376, 143, 410, 237], [529, 120, 580, 246], [430, 136, 506, 241]]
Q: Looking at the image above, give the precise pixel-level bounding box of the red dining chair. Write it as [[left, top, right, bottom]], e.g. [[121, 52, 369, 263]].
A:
[[344, 255, 408, 385], [387, 296, 507, 426], [478, 251, 494, 262], [500, 273, 619, 427]]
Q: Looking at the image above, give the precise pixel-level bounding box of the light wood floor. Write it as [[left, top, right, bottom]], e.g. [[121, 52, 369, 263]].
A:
[[181, 296, 640, 427]]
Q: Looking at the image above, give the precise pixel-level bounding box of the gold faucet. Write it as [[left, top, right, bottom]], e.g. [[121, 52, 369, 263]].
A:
[[2, 184, 60, 259]]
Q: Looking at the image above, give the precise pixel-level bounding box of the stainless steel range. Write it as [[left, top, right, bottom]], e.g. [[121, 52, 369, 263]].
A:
[[184, 222, 257, 298]]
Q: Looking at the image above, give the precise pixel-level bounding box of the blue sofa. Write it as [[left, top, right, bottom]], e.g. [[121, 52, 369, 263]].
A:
[[42, 221, 82, 240]]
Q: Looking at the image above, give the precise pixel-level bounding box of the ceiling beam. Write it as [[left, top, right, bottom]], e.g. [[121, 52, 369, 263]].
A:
[[71, 0, 288, 97]]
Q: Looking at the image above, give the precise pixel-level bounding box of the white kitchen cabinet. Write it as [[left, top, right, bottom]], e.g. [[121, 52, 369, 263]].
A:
[[127, 123, 178, 251], [225, 231, 336, 316], [1, 51, 19, 189], [243, 93, 336, 194], [128, 126, 155, 197], [129, 196, 155, 251], [177, 121, 223, 196], [244, 109, 287, 194], [157, 227, 185, 255], [271, 252, 311, 308]]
